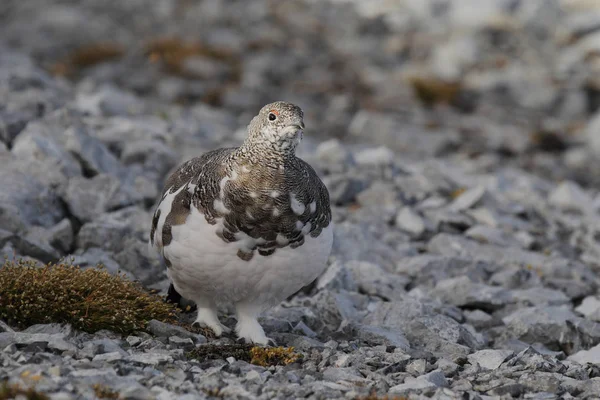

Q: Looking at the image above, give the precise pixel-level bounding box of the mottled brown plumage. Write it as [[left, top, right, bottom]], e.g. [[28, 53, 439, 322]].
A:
[[150, 101, 331, 262]]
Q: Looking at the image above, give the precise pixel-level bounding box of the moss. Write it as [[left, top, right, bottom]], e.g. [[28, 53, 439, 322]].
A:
[[0, 260, 178, 335], [187, 344, 301, 367], [51, 43, 124, 76], [249, 346, 301, 367], [92, 384, 120, 399], [0, 382, 49, 400], [186, 343, 254, 362]]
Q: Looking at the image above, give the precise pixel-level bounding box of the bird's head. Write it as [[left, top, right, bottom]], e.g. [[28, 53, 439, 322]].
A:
[[246, 101, 305, 153]]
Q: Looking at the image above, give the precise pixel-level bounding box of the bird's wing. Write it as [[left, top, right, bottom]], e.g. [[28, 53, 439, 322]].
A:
[[148, 148, 234, 257]]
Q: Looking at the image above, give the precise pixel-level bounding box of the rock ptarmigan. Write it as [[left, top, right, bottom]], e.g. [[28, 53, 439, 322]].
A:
[[149, 101, 333, 345]]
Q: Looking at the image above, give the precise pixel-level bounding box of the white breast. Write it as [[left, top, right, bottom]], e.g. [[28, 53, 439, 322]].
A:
[[162, 207, 333, 310]]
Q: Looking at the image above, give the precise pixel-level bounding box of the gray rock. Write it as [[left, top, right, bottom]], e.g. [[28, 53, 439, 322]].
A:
[[0, 331, 76, 353], [65, 174, 123, 222], [568, 342, 600, 365], [511, 287, 571, 307], [395, 255, 494, 288], [11, 126, 82, 178], [345, 261, 409, 301], [146, 320, 206, 343], [353, 324, 411, 350], [467, 349, 514, 370], [430, 276, 512, 311], [449, 185, 486, 212], [0, 154, 66, 229], [465, 225, 522, 247], [501, 306, 600, 351], [46, 218, 74, 253], [316, 260, 357, 292], [92, 351, 123, 363], [322, 367, 368, 384], [363, 298, 483, 357], [75, 85, 144, 117], [76, 213, 131, 253], [575, 296, 600, 322], [322, 174, 367, 205], [585, 111, 600, 156], [464, 309, 495, 329], [68, 247, 125, 276], [112, 237, 165, 285], [129, 352, 173, 366], [395, 207, 427, 237], [316, 139, 354, 170], [168, 336, 195, 349], [548, 181, 594, 213], [390, 370, 448, 394], [356, 181, 399, 208], [354, 146, 395, 167]]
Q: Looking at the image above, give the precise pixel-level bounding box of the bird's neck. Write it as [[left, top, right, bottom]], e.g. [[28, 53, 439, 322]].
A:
[[232, 136, 298, 168]]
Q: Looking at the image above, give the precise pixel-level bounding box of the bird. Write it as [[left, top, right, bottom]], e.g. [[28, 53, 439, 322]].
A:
[[149, 101, 333, 345]]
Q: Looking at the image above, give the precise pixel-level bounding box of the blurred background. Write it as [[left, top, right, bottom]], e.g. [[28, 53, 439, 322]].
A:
[[1, 0, 600, 285], [2, 0, 600, 184]]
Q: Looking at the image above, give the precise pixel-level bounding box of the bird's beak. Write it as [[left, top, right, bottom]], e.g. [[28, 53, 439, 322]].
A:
[[289, 121, 305, 131]]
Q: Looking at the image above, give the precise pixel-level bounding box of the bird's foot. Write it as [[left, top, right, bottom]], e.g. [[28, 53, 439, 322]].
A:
[[236, 336, 277, 347], [192, 308, 231, 337], [235, 317, 271, 346]]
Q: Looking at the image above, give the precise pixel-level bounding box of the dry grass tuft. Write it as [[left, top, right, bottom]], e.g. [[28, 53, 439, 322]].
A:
[[408, 75, 462, 108], [187, 344, 301, 367], [145, 37, 237, 77], [450, 187, 467, 199], [51, 43, 124, 76], [0, 260, 178, 334], [92, 384, 120, 399], [0, 382, 49, 400]]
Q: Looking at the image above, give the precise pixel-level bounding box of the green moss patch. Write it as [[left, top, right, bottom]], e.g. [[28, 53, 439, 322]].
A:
[[0, 260, 178, 334]]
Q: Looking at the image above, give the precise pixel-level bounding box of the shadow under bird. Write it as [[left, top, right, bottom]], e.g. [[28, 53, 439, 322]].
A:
[[149, 101, 333, 345]]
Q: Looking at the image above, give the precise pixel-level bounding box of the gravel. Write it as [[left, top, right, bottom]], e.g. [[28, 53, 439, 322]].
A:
[[2, 0, 600, 398]]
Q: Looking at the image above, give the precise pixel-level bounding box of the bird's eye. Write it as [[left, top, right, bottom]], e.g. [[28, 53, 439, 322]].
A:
[[268, 113, 277, 121]]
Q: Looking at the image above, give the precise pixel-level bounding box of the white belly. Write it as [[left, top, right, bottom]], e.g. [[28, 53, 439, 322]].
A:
[[161, 207, 333, 310]]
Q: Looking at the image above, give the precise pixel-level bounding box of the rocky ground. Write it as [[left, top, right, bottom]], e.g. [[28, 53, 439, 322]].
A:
[[2, 0, 600, 398]]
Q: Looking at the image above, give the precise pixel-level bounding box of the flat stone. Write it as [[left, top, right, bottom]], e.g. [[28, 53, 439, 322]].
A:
[[146, 320, 206, 343], [76, 215, 130, 253], [356, 181, 399, 208], [575, 296, 600, 322], [468, 349, 514, 370], [169, 336, 194, 349], [92, 351, 123, 363], [354, 146, 395, 167], [449, 185, 486, 212], [65, 174, 123, 223], [568, 343, 600, 365], [363, 298, 483, 357], [345, 261, 409, 301], [430, 276, 512, 311], [395, 207, 427, 236], [465, 225, 522, 247], [353, 324, 411, 350], [129, 352, 173, 366], [548, 181, 594, 213], [322, 367, 368, 384], [389, 370, 448, 393]]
